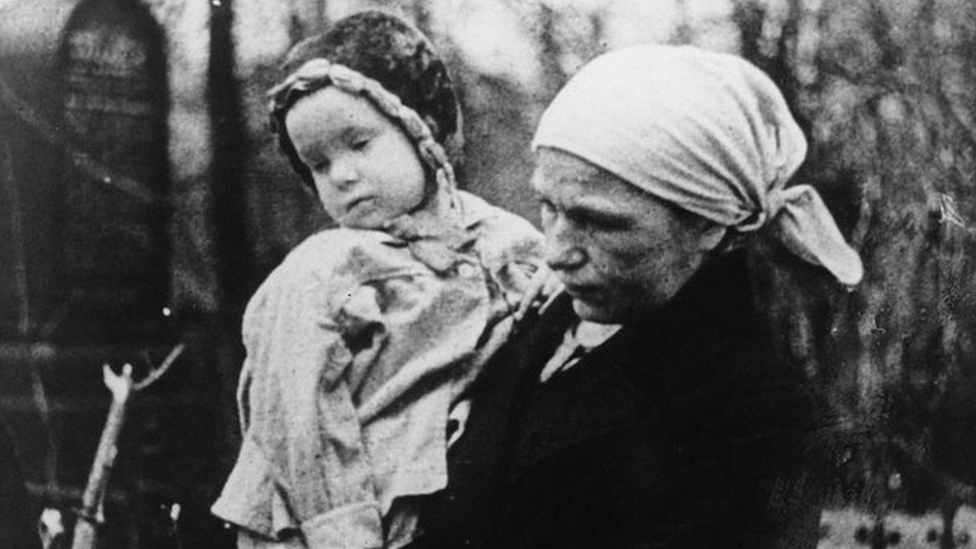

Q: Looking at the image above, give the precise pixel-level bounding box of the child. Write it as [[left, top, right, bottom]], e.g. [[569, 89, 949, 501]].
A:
[[211, 11, 546, 549]]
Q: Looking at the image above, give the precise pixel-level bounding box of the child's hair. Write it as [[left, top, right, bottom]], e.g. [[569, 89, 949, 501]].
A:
[[268, 10, 463, 195]]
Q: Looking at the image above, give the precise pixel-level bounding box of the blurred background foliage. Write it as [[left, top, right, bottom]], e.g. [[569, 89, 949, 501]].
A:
[[1, 0, 976, 547]]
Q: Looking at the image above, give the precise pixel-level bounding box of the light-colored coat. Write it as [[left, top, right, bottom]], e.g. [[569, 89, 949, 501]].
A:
[[212, 192, 543, 549]]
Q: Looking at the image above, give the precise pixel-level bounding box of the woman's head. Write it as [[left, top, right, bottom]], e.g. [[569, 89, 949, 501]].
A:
[[533, 148, 726, 322], [531, 44, 862, 321], [269, 11, 462, 227]]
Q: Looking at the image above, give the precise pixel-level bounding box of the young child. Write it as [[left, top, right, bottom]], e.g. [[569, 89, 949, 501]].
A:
[[211, 11, 546, 549]]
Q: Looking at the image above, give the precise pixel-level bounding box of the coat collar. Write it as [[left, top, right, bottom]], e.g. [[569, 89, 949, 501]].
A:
[[380, 191, 495, 274], [506, 250, 761, 478]]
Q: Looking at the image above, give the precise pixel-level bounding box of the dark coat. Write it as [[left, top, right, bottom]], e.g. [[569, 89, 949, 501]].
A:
[[418, 251, 827, 549]]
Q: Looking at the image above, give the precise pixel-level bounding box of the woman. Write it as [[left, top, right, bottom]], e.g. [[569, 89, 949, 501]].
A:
[[419, 45, 862, 549]]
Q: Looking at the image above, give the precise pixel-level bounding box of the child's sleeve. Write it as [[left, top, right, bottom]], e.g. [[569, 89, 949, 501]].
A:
[[213, 270, 385, 549]]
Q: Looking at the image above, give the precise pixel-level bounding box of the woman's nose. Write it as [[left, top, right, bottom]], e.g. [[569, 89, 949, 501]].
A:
[[544, 226, 586, 271]]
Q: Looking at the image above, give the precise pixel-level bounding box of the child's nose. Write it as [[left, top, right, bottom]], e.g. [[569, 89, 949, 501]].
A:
[[329, 157, 358, 188]]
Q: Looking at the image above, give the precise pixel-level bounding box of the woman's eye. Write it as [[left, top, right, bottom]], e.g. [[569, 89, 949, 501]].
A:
[[538, 199, 554, 219], [350, 137, 371, 151], [572, 211, 629, 231], [538, 196, 559, 214]]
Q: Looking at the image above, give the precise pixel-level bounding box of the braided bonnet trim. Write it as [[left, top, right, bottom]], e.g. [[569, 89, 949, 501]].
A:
[[268, 59, 459, 212]]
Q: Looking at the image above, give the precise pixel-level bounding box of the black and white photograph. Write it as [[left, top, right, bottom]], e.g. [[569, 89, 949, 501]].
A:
[[1, 1, 975, 548]]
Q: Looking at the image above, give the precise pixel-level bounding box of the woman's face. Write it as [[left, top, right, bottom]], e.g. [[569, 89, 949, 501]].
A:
[[286, 86, 427, 229], [532, 148, 724, 323]]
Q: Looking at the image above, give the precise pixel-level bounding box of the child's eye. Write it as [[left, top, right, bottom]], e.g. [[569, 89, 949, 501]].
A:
[[308, 159, 329, 173], [350, 137, 371, 151]]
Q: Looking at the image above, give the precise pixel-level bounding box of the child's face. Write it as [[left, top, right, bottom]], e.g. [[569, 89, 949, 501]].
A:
[[286, 86, 427, 229]]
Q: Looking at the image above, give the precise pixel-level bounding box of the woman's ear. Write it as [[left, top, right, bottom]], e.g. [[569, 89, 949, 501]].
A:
[[699, 223, 728, 253]]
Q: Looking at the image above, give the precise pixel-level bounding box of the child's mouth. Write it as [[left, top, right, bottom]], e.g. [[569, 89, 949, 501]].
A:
[[345, 196, 375, 214]]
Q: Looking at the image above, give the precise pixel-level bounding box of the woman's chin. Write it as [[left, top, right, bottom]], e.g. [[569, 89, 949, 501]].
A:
[[571, 298, 621, 324]]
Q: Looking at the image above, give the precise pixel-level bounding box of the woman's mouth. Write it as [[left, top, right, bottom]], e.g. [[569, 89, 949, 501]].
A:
[[564, 284, 601, 300]]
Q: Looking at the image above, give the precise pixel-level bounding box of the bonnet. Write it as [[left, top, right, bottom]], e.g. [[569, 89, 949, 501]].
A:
[[268, 11, 463, 209]]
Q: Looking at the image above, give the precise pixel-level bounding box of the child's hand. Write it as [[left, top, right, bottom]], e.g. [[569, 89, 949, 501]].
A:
[[515, 265, 563, 322]]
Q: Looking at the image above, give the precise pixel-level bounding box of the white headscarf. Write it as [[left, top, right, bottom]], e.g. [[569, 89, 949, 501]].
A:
[[532, 45, 863, 286]]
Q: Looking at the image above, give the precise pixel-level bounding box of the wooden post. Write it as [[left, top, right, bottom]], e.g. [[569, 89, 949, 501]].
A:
[[70, 364, 133, 549]]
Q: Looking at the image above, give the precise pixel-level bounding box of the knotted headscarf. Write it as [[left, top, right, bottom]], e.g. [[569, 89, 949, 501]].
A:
[[532, 45, 863, 286]]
